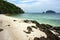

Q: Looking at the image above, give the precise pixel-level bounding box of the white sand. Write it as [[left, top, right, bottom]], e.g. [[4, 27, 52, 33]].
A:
[[0, 14, 47, 40]]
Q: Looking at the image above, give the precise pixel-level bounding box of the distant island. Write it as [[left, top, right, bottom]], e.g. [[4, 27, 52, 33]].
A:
[[46, 10, 56, 13], [0, 0, 24, 14]]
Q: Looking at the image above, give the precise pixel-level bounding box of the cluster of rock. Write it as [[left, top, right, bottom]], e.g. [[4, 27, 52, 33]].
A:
[[24, 20, 60, 40]]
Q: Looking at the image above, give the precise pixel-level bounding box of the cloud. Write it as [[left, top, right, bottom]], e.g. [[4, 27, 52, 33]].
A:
[[7, 0, 16, 2], [7, 0, 60, 12], [20, 0, 35, 3]]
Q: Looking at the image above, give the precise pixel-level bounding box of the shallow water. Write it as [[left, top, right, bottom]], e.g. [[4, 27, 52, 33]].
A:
[[10, 13, 60, 26]]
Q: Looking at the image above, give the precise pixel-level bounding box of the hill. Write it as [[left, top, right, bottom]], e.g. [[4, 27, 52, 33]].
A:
[[46, 10, 56, 13], [0, 0, 24, 14]]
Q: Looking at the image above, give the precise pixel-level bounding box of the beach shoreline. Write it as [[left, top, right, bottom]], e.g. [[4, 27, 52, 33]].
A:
[[0, 14, 60, 40]]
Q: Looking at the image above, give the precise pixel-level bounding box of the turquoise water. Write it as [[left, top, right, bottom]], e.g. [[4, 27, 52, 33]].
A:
[[10, 13, 60, 26]]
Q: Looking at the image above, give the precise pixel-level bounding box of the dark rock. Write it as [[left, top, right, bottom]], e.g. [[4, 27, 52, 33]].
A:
[[23, 30, 31, 34], [34, 37, 46, 40], [40, 24, 53, 29], [24, 20, 30, 23], [45, 24, 53, 28], [31, 21, 51, 30], [31, 26, 37, 29], [53, 27, 60, 30], [27, 26, 33, 32], [23, 26, 33, 34], [53, 27, 60, 34], [42, 29, 60, 40], [31, 20, 41, 28], [31, 20, 39, 24], [23, 20, 60, 40], [30, 20, 60, 40], [0, 28, 3, 32], [40, 37, 46, 40], [13, 20, 16, 21], [40, 24, 47, 29], [7, 25, 10, 26], [34, 37, 40, 40]]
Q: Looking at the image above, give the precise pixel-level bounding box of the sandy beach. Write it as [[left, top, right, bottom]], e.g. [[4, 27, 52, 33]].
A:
[[0, 14, 60, 40]]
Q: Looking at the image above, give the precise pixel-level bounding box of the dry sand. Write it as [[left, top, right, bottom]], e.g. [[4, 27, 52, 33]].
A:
[[0, 14, 47, 40]]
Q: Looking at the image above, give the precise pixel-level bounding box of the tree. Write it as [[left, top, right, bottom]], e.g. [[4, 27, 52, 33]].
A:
[[0, 0, 24, 14]]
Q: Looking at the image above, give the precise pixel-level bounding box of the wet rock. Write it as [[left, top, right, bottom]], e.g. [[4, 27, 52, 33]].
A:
[[31, 26, 37, 29], [31, 20, 42, 29], [23, 26, 33, 34], [42, 29, 60, 40], [31, 20, 60, 40], [27, 26, 33, 32], [24, 20, 30, 23], [45, 24, 53, 28], [34, 37, 40, 40], [40, 37, 46, 40], [24, 30, 31, 34], [39, 24, 47, 29], [34, 37, 46, 40], [53, 27, 60, 34], [53, 27, 60, 30], [40, 24, 53, 29]]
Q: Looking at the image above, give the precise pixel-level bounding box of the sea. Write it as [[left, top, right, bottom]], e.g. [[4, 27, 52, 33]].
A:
[[10, 13, 60, 26]]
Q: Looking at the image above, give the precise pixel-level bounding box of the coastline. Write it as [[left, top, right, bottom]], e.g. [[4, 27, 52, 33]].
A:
[[0, 14, 60, 40], [10, 13, 60, 26]]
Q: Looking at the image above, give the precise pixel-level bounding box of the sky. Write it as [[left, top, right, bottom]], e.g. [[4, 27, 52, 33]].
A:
[[7, 0, 60, 13]]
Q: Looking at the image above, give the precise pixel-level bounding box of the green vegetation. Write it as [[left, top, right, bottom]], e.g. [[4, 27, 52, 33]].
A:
[[0, 0, 24, 14]]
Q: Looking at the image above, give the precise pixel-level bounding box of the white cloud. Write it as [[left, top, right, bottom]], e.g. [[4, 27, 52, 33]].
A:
[[20, 0, 35, 3], [8, 0, 60, 12], [8, 0, 16, 1]]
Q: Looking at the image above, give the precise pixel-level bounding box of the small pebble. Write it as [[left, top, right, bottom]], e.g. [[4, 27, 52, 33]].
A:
[[8, 25, 10, 26], [13, 20, 16, 21]]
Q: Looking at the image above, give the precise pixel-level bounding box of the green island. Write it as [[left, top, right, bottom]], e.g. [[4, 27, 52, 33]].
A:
[[0, 0, 24, 14], [46, 10, 56, 13]]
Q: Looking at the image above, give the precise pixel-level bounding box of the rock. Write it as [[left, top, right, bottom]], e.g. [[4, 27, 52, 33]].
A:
[[53, 27, 60, 34], [24, 20, 30, 23], [0, 28, 3, 32], [53, 27, 60, 30], [13, 20, 17, 21], [31, 26, 37, 29], [34, 37, 40, 40]]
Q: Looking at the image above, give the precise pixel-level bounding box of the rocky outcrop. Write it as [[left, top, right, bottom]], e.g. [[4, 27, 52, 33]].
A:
[[0, 15, 60, 40]]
